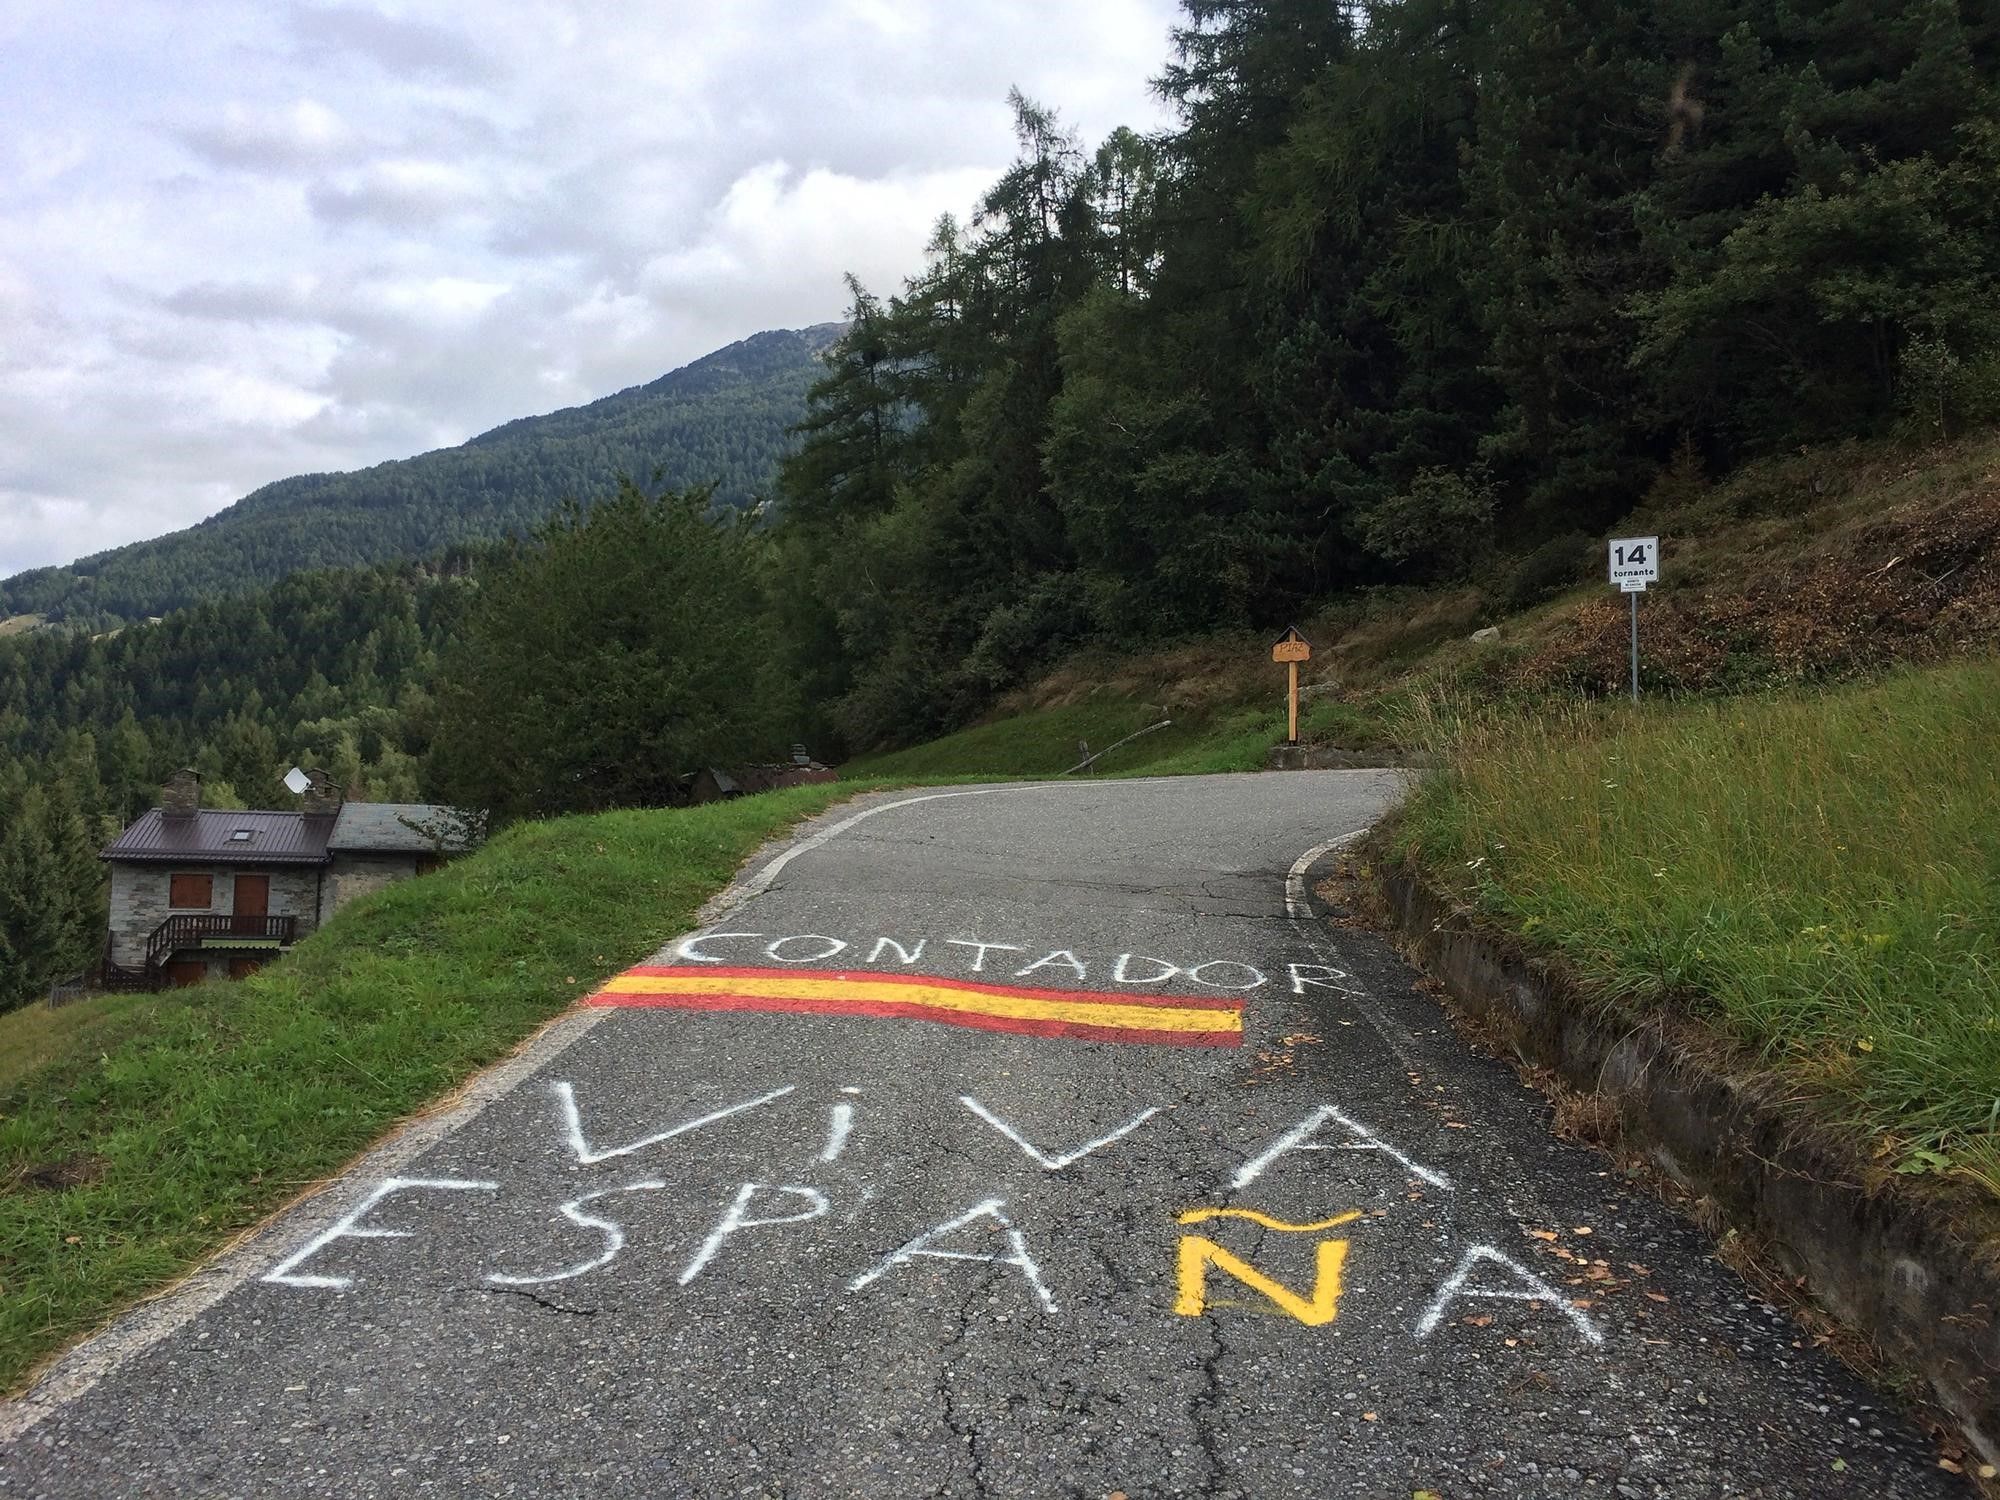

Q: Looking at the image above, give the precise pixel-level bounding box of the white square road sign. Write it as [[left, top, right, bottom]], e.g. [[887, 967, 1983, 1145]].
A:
[[1609, 536, 1659, 589]]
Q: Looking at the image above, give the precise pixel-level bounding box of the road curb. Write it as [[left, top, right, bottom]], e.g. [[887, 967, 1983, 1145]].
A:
[[1372, 859, 2000, 1472], [1266, 745, 1438, 771]]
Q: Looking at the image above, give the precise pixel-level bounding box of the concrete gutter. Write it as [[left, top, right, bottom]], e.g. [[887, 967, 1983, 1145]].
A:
[[1374, 859, 2000, 1471], [1267, 745, 1439, 771]]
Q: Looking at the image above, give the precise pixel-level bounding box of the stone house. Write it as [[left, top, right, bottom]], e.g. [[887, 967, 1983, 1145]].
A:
[[99, 769, 476, 989]]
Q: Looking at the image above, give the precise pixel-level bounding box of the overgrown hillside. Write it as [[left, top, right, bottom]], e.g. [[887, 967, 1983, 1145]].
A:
[[0, 324, 841, 628], [845, 432, 2000, 776]]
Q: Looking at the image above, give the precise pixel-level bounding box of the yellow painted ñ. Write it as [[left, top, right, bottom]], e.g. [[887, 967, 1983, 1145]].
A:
[[1176, 1207, 1361, 1234]]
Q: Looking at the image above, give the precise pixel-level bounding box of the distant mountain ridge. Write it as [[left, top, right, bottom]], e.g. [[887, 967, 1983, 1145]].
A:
[[1, 323, 843, 626]]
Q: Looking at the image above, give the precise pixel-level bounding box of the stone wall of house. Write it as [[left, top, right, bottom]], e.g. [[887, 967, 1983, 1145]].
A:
[[107, 864, 322, 969], [321, 853, 424, 926]]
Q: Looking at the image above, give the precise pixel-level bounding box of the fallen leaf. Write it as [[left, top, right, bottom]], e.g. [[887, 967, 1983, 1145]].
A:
[[1571, 1226, 1593, 1235], [63, 1236, 80, 1245], [1831, 1459, 1848, 1472], [1362, 1412, 1378, 1422], [1528, 1229, 1560, 1242], [1938, 1459, 1963, 1475], [1977, 1463, 1997, 1480], [1570, 1299, 1594, 1310], [1414, 1492, 1444, 1500], [1503, 1338, 1519, 1347], [1462, 1314, 1494, 1328], [1444, 1121, 1468, 1129]]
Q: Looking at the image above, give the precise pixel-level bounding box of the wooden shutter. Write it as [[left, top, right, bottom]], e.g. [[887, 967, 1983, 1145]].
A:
[[168, 873, 213, 909]]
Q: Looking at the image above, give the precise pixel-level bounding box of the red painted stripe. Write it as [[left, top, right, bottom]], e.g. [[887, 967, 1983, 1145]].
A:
[[619, 964, 1244, 1012], [586, 988, 1242, 1047]]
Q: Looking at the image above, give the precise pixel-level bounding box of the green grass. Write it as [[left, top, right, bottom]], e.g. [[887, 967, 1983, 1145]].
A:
[[1391, 658, 2000, 1199], [841, 693, 1410, 782], [842, 698, 1200, 778], [0, 993, 161, 1097], [0, 783, 857, 1392]]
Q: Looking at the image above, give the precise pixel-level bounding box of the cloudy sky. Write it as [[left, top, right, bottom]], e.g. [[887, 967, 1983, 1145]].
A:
[[0, 0, 1181, 579]]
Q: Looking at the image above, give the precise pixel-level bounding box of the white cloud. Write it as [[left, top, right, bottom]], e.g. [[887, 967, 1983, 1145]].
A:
[[177, 98, 362, 172], [0, 0, 1181, 579]]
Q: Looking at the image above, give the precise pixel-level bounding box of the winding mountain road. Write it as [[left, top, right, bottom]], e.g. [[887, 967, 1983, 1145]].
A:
[[0, 774, 1955, 1497]]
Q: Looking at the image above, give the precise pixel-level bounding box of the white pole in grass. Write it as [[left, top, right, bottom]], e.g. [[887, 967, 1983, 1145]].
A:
[[1609, 536, 1660, 705]]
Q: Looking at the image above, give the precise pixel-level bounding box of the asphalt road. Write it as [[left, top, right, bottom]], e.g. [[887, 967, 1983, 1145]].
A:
[[0, 774, 1960, 1498]]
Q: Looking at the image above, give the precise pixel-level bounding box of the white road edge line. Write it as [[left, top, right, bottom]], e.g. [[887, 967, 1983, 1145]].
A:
[[0, 784, 1035, 1444], [712, 788, 1024, 912], [1283, 825, 1434, 1076], [1284, 828, 1372, 920]]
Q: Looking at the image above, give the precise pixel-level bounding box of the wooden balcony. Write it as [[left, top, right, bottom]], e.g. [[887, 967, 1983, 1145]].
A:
[[144, 913, 298, 972]]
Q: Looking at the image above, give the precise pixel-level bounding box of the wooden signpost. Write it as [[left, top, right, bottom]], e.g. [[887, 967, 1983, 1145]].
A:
[[1272, 626, 1311, 744]]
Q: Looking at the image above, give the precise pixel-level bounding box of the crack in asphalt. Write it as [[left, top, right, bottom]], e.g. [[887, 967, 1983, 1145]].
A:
[[472, 1286, 598, 1318], [933, 1272, 994, 1500]]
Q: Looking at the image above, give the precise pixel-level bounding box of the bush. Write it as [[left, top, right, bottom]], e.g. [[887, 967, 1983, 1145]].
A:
[[1897, 332, 2000, 443], [1501, 532, 1594, 612], [1358, 467, 1497, 581], [963, 575, 1096, 691]]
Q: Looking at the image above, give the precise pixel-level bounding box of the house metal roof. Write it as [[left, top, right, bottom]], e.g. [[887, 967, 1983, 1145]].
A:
[[100, 809, 335, 865], [326, 802, 473, 854], [102, 801, 477, 865]]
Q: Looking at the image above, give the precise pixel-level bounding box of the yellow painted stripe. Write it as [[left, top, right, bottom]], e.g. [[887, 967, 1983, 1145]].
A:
[[600, 973, 1241, 1035], [1176, 1207, 1363, 1233]]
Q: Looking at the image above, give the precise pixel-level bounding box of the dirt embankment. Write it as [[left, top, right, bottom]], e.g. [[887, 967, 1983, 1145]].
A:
[[1518, 483, 2000, 696]]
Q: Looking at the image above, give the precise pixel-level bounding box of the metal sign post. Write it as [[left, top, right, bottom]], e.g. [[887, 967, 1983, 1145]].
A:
[[1271, 627, 1312, 744], [1629, 589, 1640, 703], [1608, 536, 1660, 704]]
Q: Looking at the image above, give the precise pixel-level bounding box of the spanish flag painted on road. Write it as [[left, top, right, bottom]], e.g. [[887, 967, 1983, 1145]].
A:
[[587, 966, 1243, 1047]]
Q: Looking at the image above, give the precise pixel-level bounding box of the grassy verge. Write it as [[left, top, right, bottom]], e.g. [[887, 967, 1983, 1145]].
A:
[[1389, 658, 2000, 1198], [0, 783, 858, 1392], [843, 698, 1199, 778], [841, 693, 1413, 782]]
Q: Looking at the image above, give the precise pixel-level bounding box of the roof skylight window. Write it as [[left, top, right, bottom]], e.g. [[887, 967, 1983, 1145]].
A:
[[230, 829, 255, 842]]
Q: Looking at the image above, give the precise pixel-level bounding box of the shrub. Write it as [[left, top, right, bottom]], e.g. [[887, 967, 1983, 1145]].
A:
[[1501, 532, 1594, 612]]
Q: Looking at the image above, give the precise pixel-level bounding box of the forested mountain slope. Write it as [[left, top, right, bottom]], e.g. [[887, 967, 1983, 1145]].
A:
[[1, 323, 842, 627]]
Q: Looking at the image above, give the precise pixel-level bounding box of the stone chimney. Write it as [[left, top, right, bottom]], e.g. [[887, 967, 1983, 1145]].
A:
[[160, 768, 201, 820], [301, 768, 344, 817]]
